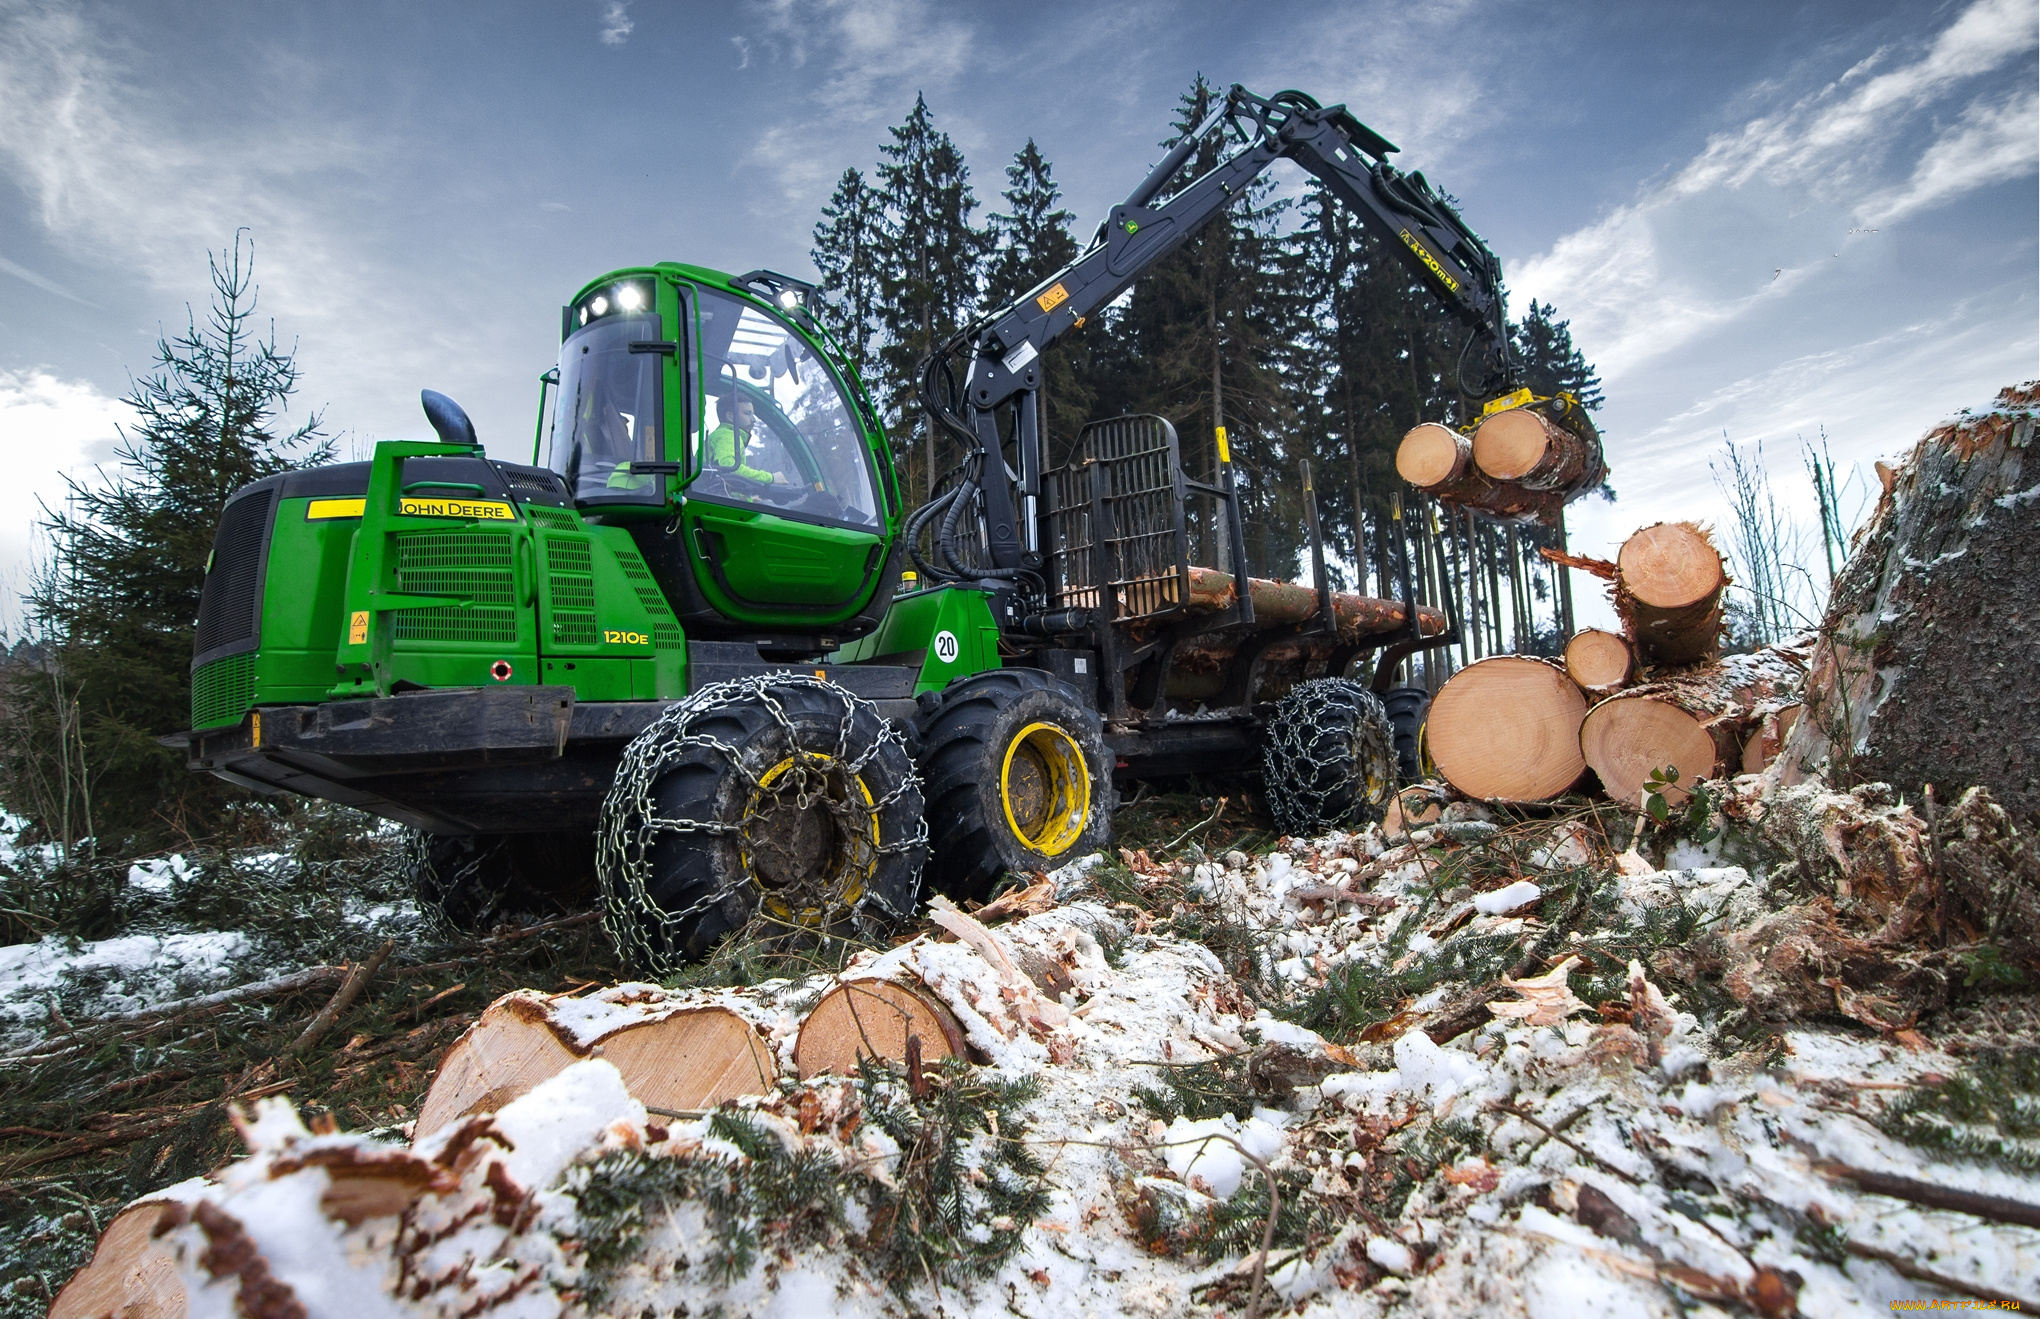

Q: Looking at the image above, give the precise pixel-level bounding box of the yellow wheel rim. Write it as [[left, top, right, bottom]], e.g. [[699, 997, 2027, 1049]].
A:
[[999, 722, 1090, 857], [740, 754, 876, 923]]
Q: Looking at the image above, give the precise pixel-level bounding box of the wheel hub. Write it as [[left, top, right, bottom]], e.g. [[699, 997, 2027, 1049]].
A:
[[741, 755, 875, 921]]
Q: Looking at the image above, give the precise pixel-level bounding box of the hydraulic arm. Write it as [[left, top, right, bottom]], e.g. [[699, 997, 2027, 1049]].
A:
[[917, 85, 1516, 578]]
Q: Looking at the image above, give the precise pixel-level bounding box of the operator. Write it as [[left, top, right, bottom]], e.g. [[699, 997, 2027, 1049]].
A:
[[705, 392, 783, 490]]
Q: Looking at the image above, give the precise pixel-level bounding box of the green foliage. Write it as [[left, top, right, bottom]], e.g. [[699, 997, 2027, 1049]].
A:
[[568, 1060, 1046, 1300], [1642, 766, 1719, 839], [1876, 1049, 2040, 1173], [8, 235, 330, 852], [1133, 1053, 1257, 1123], [811, 167, 885, 383]]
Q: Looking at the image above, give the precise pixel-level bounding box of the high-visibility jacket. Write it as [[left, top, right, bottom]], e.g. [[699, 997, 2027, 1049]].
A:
[[706, 424, 774, 485]]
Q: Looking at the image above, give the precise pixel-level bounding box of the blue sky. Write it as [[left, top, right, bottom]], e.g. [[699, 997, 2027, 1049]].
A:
[[0, 0, 2033, 629]]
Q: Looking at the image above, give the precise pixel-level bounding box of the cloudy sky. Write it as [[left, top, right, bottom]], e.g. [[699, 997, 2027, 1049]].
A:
[[0, 0, 2033, 628]]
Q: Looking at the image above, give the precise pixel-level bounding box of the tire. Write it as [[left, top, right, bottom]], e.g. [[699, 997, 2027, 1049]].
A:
[[912, 669, 1117, 903], [1380, 685, 1432, 781], [1262, 678, 1397, 837], [405, 829, 595, 936], [596, 676, 925, 974]]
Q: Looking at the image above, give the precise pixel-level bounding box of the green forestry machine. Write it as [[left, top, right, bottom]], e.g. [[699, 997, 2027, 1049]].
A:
[[176, 86, 1514, 971]]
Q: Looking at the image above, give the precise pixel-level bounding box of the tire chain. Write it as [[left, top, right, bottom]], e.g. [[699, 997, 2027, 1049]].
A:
[[596, 674, 927, 973], [1262, 677, 1398, 836]]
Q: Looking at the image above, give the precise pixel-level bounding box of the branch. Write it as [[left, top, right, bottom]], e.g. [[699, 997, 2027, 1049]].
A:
[[287, 939, 394, 1057]]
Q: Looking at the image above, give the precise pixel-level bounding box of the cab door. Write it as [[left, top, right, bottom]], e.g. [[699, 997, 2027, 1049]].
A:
[[677, 284, 888, 629]]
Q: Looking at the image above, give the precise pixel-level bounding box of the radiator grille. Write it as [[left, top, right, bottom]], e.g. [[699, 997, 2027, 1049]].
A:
[[523, 505, 579, 530], [547, 536, 598, 645], [394, 531, 515, 604], [394, 607, 519, 644], [193, 490, 274, 662], [191, 652, 257, 729], [502, 467, 566, 494], [615, 547, 675, 618]]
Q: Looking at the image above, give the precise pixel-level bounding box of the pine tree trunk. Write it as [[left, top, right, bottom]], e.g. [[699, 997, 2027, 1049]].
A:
[[1425, 655, 1588, 801], [1781, 384, 2040, 820]]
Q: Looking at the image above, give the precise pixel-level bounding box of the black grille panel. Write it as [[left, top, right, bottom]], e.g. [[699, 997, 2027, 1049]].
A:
[[193, 489, 275, 665]]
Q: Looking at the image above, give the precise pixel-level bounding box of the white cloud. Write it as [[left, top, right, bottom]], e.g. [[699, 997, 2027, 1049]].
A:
[[1513, 0, 2038, 381], [1858, 85, 2040, 226], [0, 369, 133, 627], [598, 0, 634, 47]]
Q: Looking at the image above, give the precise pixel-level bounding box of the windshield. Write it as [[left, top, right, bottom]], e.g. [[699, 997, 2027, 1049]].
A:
[[691, 286, 879, 528], [549, 310, 665, 506]]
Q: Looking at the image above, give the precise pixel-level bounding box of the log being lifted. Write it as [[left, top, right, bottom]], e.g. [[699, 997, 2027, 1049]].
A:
[[1426, 656, 1588, 801], [1395, 397, 1607, 525], [415, 987, 777, 1138], [1564, 627, 1634, 696]]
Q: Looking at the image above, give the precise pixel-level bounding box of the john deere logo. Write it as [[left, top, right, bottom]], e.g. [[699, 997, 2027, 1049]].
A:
[[400, 496, 515, 521]]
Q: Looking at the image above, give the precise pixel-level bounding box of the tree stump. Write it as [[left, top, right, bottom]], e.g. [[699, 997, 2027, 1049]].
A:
[[794, 979, 969, 1080], [1781, 383, 2040, 822], [415, 989, 777, 1137], [1564, 628, 1634, 696], [1425, 656, 1588, 801]]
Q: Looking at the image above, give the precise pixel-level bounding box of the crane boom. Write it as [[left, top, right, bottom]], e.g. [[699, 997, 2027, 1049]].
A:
[[917, 84, 1516, 579]]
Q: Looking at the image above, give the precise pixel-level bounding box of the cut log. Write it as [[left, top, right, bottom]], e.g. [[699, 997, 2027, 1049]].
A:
[[1616, 522, 1728, 666], [1182, 566, 1448, 636], [415, 989, 777, 1137], [794, 979, 968, 1080], [1578, 644, 1807, 803], [1396, 422, 1472, 488], [1395, 413, 1600, 526], [1426, 656, 1588, 801], [1474, 407, 1599, 491], [1782, 383, 2039, 819], [49, 1201, 186, 1319], [1741, 704, 1801, 774], [1564, 628, 1634, 696]]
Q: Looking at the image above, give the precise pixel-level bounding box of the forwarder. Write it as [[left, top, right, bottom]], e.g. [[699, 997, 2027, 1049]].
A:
[[177, 85, 1554, 971]]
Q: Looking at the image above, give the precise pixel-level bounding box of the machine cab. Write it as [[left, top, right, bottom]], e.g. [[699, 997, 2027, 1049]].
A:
[[543, 269, 899, 646]]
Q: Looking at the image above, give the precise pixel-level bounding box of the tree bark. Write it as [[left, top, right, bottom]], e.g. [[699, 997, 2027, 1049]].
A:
[[1426, 655, 1588, 801], [1580, 642, 1809, 804], [1780, 383, 2040, 821]]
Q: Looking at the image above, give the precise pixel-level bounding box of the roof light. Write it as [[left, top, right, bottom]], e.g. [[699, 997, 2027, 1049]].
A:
[[591, 295, 609, 316], [578, 307, 589, 326], [776, 288, 799, 310], [617, 284, 644, 311]]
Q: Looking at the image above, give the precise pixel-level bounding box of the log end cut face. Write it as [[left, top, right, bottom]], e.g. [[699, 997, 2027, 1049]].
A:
[[48, 1201, 185, 1319], [1617, 522, 1725, 610], [1471, 409, 1555, 480], [1427, 656, 1588, 801], [1397, 423, 1468, 488], [1564, 628, 1634, 693], [795, 979, 966, 1079], [1581, 694, 1720, 806]]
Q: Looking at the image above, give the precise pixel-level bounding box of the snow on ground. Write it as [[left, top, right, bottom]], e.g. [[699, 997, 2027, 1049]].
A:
[[0, 927, 252, 1048], [115, 819, 2040, 1315]]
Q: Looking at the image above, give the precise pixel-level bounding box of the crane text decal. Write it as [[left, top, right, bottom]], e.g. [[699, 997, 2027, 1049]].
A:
[[1397, 230, 1459, 293]]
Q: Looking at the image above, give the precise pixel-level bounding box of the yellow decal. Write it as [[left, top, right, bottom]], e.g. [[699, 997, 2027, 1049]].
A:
[[348, 610, 369, 645], [1397, 229, 1460, 293], [399, 496, 516, 521], [306, 498, 367, 520], [251, 711, 261, 747], [603, 629, 652, 646], [1481, 387, 1536, 417], [1035, 282, 1070, 313], [1214, 426, 1231, 465]]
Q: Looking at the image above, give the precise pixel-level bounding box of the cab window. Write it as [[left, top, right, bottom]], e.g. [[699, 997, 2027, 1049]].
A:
[[690, 286, 880, 528]]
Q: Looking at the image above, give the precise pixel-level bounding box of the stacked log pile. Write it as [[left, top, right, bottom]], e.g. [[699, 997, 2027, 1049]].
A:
[[1423, 519, 1803, 805]]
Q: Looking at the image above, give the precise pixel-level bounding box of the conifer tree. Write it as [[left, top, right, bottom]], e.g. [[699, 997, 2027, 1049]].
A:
[[1511, 299, 1603, 410], [811, 167, 886, 383], [20, 235, 330, 846], [873, 94, 989, 501]]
